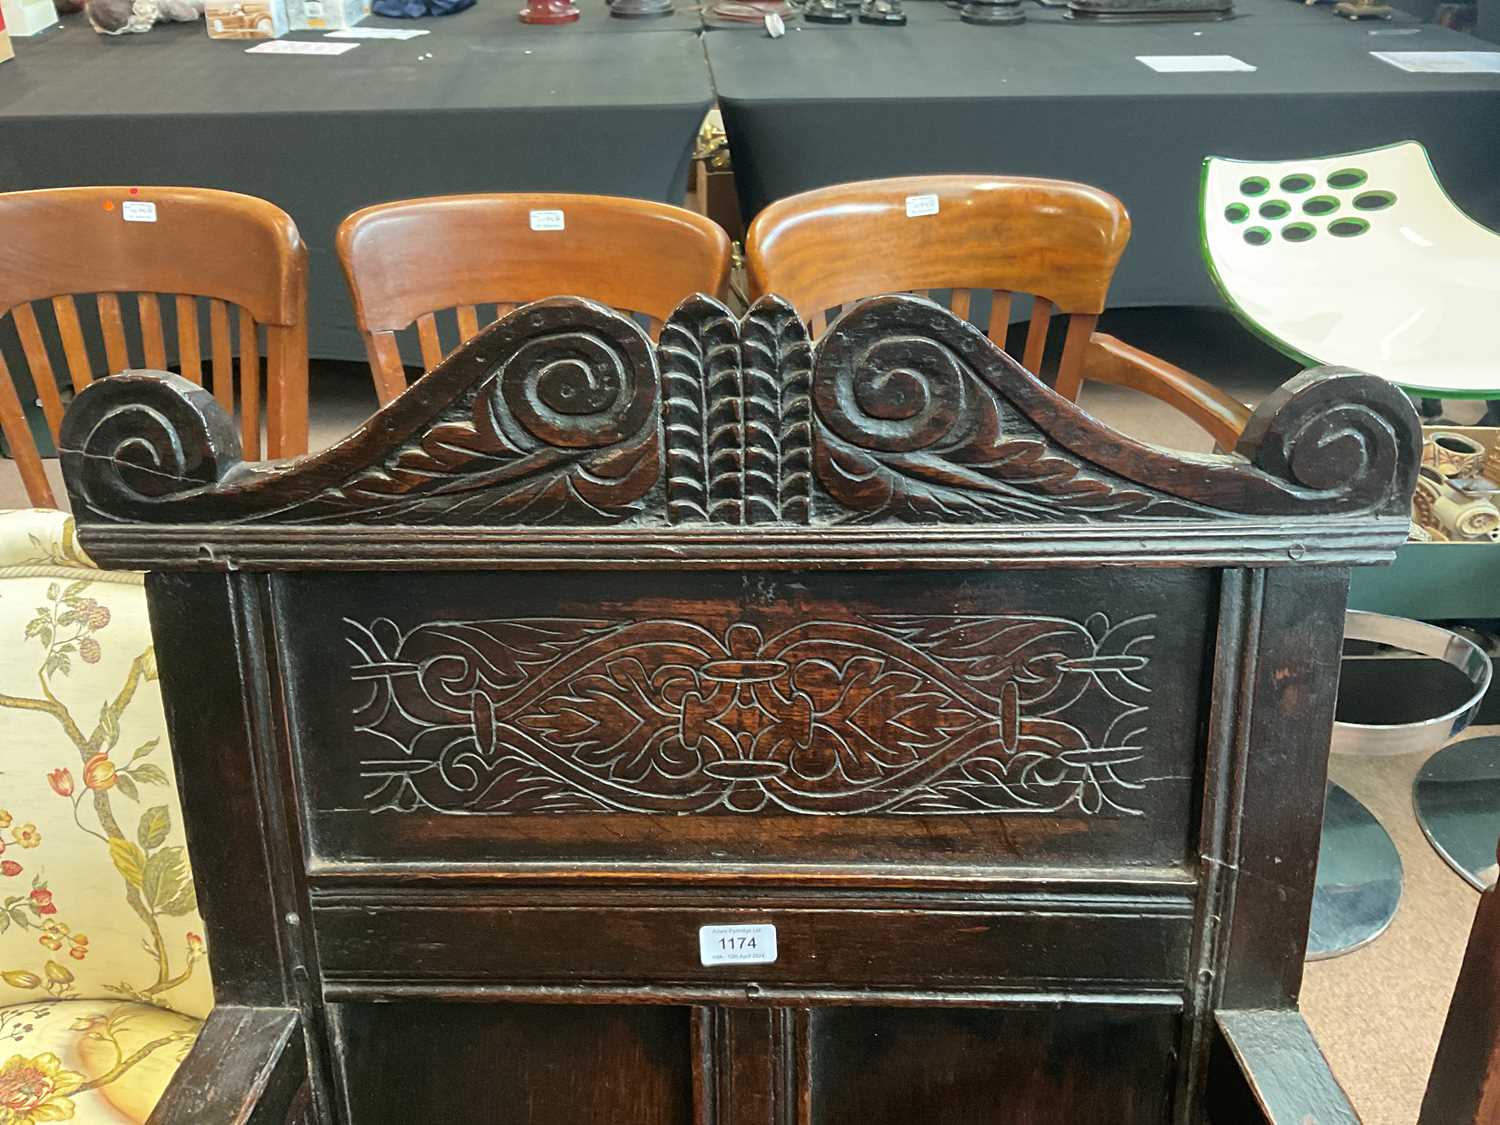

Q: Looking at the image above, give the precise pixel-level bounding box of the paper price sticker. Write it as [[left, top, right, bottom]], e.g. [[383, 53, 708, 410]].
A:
[[699, 923, 777, 966], [905, 193, 939, 218], [122, 201, 157, 223], [530, 209, 566, 231]]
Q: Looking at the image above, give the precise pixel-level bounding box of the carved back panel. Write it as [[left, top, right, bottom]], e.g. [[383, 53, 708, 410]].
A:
[[59, 295, 1417, 1125]]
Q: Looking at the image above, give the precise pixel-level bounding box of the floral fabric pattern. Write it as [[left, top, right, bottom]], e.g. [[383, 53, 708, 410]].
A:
[[0, 511, 210, 1121], [0, 1000, 197, 1124]]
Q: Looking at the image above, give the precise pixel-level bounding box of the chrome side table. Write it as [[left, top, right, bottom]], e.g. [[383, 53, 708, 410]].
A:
[[1308, 612, 1491, 960], [1414, 735, 1500, 891]]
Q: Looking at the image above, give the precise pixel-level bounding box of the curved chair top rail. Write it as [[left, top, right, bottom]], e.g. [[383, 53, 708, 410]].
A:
[[745, 175, 1131, 320], [338, 193, 734, 334], [0, 186, 306, 327], [57, 294, 1419, 572]]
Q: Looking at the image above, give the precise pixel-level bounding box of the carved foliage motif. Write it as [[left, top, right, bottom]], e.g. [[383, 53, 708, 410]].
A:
[[302, 304, 660, 524], [812, 301, 1197, 522], [58, 294, 1419, 527], [348, 611, 1156, 817]]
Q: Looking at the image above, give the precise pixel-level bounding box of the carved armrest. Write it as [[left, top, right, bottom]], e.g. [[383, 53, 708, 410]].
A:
[[1078, 333, 1253, 451], [147, 1006, 308, 1125], [1205, 1010, 1358, 1124]]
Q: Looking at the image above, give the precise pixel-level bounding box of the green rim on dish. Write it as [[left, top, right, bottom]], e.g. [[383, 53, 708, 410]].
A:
[[1197, 141, 1500, 401]]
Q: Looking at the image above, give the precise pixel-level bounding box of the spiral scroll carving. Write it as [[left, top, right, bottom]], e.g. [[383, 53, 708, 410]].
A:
[[58, 372, 241, 520], [1235, 367, 1420, 516], [812, 297, 1185, 522], [305, 302, 662, 524], [56, 294, 1418, 531], [494, 328, 657, 453]]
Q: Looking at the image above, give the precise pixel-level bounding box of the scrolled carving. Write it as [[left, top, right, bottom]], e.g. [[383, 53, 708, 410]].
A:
[[310, 300, 659, 524], [58, 371, 243, 521], [499, 328, 656, 451], [60, 299, 662, 526], [57, 292, 1419, 542], [813, 297, 1191, 522], [1235, 366, 1420, 517]]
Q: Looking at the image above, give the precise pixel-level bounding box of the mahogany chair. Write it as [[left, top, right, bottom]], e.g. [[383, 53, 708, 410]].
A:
[[745, 175, 1251, 450], [337, 193, 733, 405], [0, 186, 309, 507], [57, 291, 1419, 1124]]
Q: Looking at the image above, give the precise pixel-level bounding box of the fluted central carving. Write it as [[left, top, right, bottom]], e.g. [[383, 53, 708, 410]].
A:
[[57, 293, 1418, 529]]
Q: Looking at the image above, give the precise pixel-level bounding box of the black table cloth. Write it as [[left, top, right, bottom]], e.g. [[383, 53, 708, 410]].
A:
[[0, 7, 713, 359], [3, 0, 1498, 350], [707, 0, 1500, 308]]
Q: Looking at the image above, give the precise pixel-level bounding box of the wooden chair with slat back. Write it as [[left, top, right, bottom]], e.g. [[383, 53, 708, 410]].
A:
[[337, 193, 734, 406], [745, 175, 1251, 451], [0, 186, 309, 508]]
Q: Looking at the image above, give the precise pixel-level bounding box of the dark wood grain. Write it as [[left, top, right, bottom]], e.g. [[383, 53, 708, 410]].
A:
[[147, 1005, 306, 1125], [1218, 567, 1351, 1009], [332, 1002, 695, 1124], [1420, 842, 1500, 1123], [809, 1006, 1178, 1124], [310, 895, 1192, 992], [146, 572, 286, 1007], [59, 293, 1419, 1124], [1206, 1010, 1357, 1124]]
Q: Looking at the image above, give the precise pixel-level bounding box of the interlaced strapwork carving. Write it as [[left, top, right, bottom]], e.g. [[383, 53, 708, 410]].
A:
[[348, 611, 1157, 817]]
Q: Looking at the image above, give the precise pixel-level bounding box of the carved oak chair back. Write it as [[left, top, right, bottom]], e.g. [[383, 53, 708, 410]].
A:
[[56, 294, 1417, 1124], [337, 193, 734, 405], [0, 186, 309, 506], [745, 176, 1255, 450]]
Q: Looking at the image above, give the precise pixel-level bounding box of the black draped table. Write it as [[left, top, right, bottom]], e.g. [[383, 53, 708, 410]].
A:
[[706, 0, 1500, 308], [0, 7, 713, 359]]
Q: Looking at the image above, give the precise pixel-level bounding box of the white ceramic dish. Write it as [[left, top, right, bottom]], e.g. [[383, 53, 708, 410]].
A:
[[1201, 140, 1500, 399]]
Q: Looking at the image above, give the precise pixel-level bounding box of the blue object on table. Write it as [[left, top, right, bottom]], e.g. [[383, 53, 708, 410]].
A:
[[372, 0, 474, 17]]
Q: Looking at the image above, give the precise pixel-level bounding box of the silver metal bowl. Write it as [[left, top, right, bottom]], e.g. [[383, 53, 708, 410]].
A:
[[1332, 611, 1492, 758]]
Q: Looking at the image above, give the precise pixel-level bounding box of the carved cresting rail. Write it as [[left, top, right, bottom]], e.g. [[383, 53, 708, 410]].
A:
[[56, 295, 1419, 1125], [58, 294, 1417, 561]]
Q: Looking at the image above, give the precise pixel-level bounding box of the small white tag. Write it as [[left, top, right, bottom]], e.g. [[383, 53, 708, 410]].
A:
[[121, 200, 157, 223], [245, 40, 359, 54], [905, 193, 939, 218], [529, 209, 566, 231], [304, 0, 325, 13], [1136, 54, 1256, 73], [764, 10, 785, 35], [699, 923, 777, 966]]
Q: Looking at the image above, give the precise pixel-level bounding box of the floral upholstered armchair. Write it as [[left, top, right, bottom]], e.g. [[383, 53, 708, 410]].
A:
[[0, 509, 210, 1124]]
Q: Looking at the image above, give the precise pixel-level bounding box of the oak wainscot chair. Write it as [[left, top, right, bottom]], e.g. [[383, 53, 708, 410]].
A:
[[56, 293, 1418, 1123], [744, 175, 1251, 451], [0, 187, 310, 507], [337, 193, 733, 406]]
